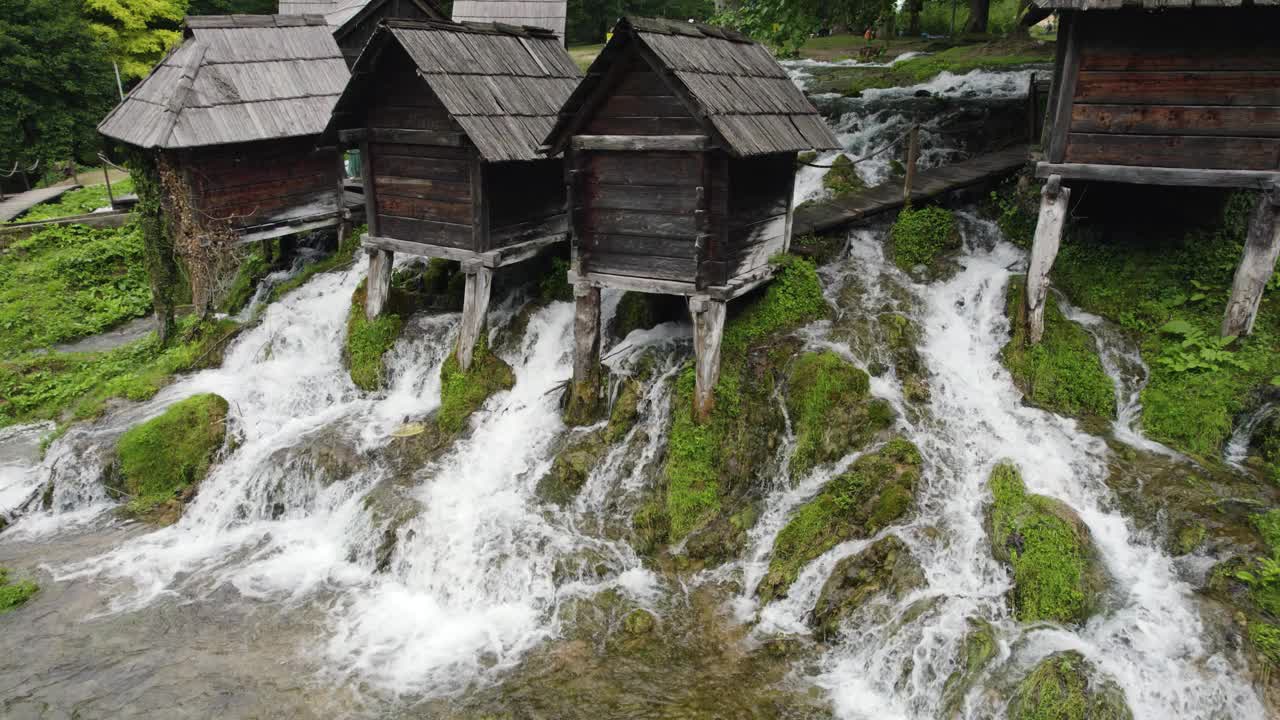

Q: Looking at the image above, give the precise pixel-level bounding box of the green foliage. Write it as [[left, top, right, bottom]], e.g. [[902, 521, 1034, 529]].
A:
[[988, 463, 1099, 624], [713, 0, 896, 57], [83, 0, 185, 80], [759, 437, 921, 601], [113, 392, 228, 517], [566, 0, 714, 45], [0, 0, 119, 170], [0, 317, 238, 428], [438, 336, 514, 434], [1154, 319, 1248, 374], [1051, 191, 1279, 459], [1248, 623, 1280, 666], [8, 178, 135, 223], [891, 205, 960, 271], [1008, 652, 1092, 720], [787, 350, 891, 477], [989, 179, 1039, 249], [539, 257, 573, 303], [344, 283, 404, 393], [0, 568, 39, 614], [269, 224, 365, 302], [723, 255, 829, 355], [1001, 279, 1116, 421], [0, 222, 152, 356], [913, 0, 1027, 36], [218, 244, 270, 314], [822, 154, 865, 198]]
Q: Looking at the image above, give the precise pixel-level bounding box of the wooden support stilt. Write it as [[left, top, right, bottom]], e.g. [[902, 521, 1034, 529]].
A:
[[1223, 188, 1280, 337], [903, 124, 921, 204], [1026, 174, 1070, 344], [565, 282, 603, 426], [365, 247, 393, 321], [690, 295, 727, 422], [455, 262, 494, 370]]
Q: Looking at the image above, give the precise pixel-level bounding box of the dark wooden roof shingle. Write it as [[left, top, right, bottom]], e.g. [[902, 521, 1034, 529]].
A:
[[543, 16, 840, 157], [99, 15, 350, 149], [323, 19, 580, 161]]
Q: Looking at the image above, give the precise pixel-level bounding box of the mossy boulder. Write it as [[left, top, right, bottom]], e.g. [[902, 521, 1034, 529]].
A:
[[786, 350, 894, 478], [890, 205, 960, 272], [0, 567, 38, 614], [1008, 652, 1133, 720], [940, 618, 999, 718], [653, 256, 830, 558], [823, 153, 865, 198], [758, 437, 922, 602], [809, 534, 925, 637], [344, 280, 407, 392], [109, 393, 230, 523], [439, 336, 514, 434], [986, 463, 1107, 625], [1001, 279, 1116, 424], [539, 432, 607, 506]]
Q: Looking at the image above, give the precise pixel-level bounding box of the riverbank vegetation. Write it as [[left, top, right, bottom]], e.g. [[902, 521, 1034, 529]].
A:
[[0, 568, 38, 613]]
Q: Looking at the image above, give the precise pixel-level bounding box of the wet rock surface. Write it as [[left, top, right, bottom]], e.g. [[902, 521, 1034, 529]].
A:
[[809, 534, 925, 637]]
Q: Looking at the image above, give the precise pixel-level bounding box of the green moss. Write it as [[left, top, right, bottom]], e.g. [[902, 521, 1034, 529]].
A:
[[218, 245, 271, 314], [786, 351, 891, 478], [0, 568, 39, 613], [988, 463, 1103, 624], [112, 393, 229, 520], [890, 205, 960, 271], [988, 177, 1040, 249], [1008, 652, 1133, 720], [941, 619, 999, 717], [822, 154, 865, 198], [810, 534, 925, 637], [759, 437, 922, 601], [612, 291, 660, 340], [344, 281, 404, 392], [1001, 279, 1117, 422], [659, 255, 831, 544], [539, 257, 573, 303], [0, 317, 239, 429], [438, 336, 514, 434]]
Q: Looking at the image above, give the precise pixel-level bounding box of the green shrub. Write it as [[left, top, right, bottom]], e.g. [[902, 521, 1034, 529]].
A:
[[890, 206, 960, 271]]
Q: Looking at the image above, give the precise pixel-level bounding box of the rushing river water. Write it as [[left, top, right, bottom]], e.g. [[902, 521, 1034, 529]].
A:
[[0, 70, 1271, 719]]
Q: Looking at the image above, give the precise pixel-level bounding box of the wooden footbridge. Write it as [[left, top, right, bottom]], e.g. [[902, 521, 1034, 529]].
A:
[[0, 184, 82, 223], [792, 144, 1031, 236]]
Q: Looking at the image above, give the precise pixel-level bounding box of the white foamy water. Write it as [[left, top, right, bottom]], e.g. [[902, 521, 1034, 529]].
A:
[[1226, 403, 1276, 469]]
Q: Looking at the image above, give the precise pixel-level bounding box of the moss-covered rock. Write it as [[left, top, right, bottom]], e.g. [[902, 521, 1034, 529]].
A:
[[809, 534, 924, 637], [823, 153, 865, 198], [1008, 652, 1133, 720], [787, 350, 894, 478], [344, 280, 405, 392], [653, 256, 830, 557], [890, 205, 960, 272], [1001, 279, 1116, 424], [109, 393, 229, 523], [986, 463, 1107, 625], [0, 567, 38, 614], [940, 618, 999, 718], [539, 432, 607, 506], [758, 437, 922, 602], [439, 336, 514, 434]]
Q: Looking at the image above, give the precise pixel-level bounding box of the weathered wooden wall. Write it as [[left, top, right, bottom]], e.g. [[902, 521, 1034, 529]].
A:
[[337, 0, 440, 68], [722, 153, 793, 280], [367, 52, 476, 249], [1061, 8, 1280, 171], [488, 160, 566, 248], [584, 55, 702, 136], [185, 137, 339, 230]]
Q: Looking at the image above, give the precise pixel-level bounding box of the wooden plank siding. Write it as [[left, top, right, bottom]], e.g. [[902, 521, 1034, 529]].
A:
[[1061, 7, 1280, 171], [186, 138, 339, 229], [487, 159, 566, 248], [722, 153, 793, 278], [585, 55, 702, 136]]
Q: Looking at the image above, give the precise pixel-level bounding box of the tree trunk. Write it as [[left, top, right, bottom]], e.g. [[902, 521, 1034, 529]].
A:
[[965, 0, 992, 34], [908, 0, 923, 36], [127, 149, 180, 345]]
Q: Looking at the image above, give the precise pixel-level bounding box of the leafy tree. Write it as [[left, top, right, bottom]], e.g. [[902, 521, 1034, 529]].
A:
[[83, 0, 187, 80], [567, 0, 716, 46], [187, 0, 276, 13], [0, 0, 119, 171]]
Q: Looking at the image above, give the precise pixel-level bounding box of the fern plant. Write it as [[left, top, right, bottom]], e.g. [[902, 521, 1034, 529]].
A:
[[1156, 319, 1250, 374]]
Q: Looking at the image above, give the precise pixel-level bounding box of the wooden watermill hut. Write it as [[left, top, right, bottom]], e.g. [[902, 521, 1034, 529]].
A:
[[320, 19, 580, 369], [1025, 0, 1280, 341], [98, 14, 358, 244], [541, 16, 840, 420]]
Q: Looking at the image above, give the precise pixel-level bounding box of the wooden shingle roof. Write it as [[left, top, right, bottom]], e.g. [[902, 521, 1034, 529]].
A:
[[333, 0, 445, 42], [543, 16, 840, 157], [279, 0, 367, 24], [323, 19, 581, 161], [98, 15, 350, 149]]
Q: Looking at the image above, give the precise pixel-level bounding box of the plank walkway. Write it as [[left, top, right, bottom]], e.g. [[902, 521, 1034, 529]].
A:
[[0, 184, 82, 222], [793, 145, 1030, 235]]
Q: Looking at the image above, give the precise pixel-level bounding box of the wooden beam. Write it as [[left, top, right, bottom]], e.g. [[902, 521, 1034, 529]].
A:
[[1026, 175, 1070, 344], [363, 234, 478, 262], [455, 265, 493, 370], [359, 137, 379, 236], [1036, 161, 1280, 189], [570, 135, 712, 152], [362, 128, 465, 147], [471, 153, 488, 252], [365, 246, 394, 321], [1047, 11, 1082, 164], [689, 295, 727, 422], [338, 128, 367, 144], [566, 283, 603, 426], [1223, 188, 1280, 337]]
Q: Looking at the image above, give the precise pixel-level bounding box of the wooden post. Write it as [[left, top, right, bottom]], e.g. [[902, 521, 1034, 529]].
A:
[[365, 247, 394, 321], [455, 261, 494, 370], [566, 282, 603, 426], [1027, 73, 1039, 143], [1026, 174, 1070, 344], [1222, 189, 1280, 337], [903, 124, 921, 204], [690, 295, 727, 422], [102, 165, 115, 209]]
